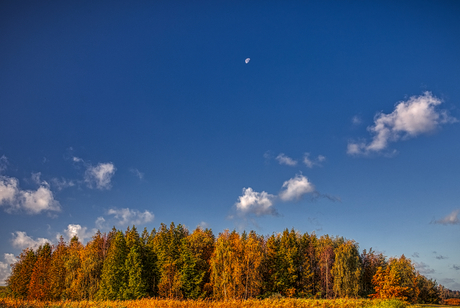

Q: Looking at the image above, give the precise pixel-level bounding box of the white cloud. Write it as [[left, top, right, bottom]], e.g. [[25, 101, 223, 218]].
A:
[[85, 162, 116, 190], [4, 253, 16, 265], [348, 92, 457, 155], [72, 156, 83, 163], [95, 216, 107, 230], [129, 168, 144, 180], [235, 187, 277, 216], [276, 153, 297, 166], [107, 208, 154, 226], [63, 224, 94, 242], [303, 153, 326, 168], [433, 209, 459, 225], [0, 175, 61, 214], [245, 58, 250, 64], [279, 174, 315, 202], [11, 231, 50, 250], [0, 253, 16, 286]]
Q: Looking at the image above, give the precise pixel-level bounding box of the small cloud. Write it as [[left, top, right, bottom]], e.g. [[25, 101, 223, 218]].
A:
[[0, 175, 61, 214], [352, 115, 362, 125], [412, 252, 420, 258], [0, 155, 8, 172], [84, 162, 116, 190], [129, 168, 144, 180], [51, 178, 75, 191], [436, 255, 448, 260], [235, 187, 277, 217], [303, 153, 326, 168], [11, 231, 50, 250], [347, 92, 457, 156], [279, 174, 315, 202], [414, 262, 435, 275], [452, 264, 460, 271], [73, 156, 83, 163], [245, 58, 250, 64], [107, 208, 154, 226], [276, 153, 297, 166], [433, 209, 459, 225], [62, 224, 95, 242], [263, 151, 273, 164], [198, 221, 209, 229], [95, 216, 107, 230]]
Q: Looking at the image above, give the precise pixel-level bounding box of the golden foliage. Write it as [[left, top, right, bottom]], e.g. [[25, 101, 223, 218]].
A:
[[0, 298, 412, 308]]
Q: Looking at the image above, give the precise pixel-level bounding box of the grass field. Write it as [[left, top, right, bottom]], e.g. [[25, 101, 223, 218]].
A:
[[0, 298, 451, 308]]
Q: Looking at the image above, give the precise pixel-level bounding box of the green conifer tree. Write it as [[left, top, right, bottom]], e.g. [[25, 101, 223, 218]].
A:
[[97, 230, 127, 300]]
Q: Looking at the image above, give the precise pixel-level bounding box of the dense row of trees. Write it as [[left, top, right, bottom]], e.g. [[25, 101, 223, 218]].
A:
[[6, 223, 444, 303]]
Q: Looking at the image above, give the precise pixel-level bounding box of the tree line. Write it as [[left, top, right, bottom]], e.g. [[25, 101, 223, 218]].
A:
[[6, 223, 445, 303]]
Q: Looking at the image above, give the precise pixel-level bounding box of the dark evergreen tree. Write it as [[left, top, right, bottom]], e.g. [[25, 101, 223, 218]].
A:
[[97, 231, 127, 300]]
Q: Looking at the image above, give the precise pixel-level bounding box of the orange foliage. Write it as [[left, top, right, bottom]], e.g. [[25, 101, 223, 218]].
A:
[[444, 298, 460, 306]]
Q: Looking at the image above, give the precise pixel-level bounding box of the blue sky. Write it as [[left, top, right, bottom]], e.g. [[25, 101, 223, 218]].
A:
[[1, 1, 460, 289]]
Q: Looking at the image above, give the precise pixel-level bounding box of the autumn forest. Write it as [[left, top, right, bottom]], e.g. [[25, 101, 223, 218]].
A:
[[4, 223, 452, 305]]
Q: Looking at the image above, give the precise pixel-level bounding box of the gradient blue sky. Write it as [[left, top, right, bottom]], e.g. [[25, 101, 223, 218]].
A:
[[1, 1, 459, 289]]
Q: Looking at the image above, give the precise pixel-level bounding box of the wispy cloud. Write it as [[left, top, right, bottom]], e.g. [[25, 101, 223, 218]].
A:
[[436, 255, 448, 260], [235, 188, 277, 217], [348, 92, 457, 156], [84, 162, 116, 190], [279, 174, 315, 202], [51, 177, 75, 191], [452, 264, 460, 271], [198, 221, 209, 229], [432, 209, 459, 225], [414, 262, 435, 275], [129, 168, 144, 180], [412, 252, 420, 258], [0, 155, 9, 173], [276, 153, 297, 166], [303, 153, 326, 168], [11, 231, 51, 250], [107, 208, 154, 226], [352, 115, 362, 125], [0, 175, 61, 214]]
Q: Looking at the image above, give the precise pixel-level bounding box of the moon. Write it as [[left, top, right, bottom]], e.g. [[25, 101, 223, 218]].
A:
[[245, 58, 250, 64]]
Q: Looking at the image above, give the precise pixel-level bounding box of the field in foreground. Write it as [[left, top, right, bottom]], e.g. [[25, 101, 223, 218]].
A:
[[0, 298, 454, 308]]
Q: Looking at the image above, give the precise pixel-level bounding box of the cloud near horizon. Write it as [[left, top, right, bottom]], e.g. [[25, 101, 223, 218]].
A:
[[61, 224, 96, 242], [234, 174, 323, 218], [0, 175, 61, 214], [0, 253, 16, 285], [414, 262, 435, 275], [433, 209, 459, 225], [107, 208, 154, 226], [235, 188, 277, 217], [348, 92, 457, 156], [11, 231, 51, 250]]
